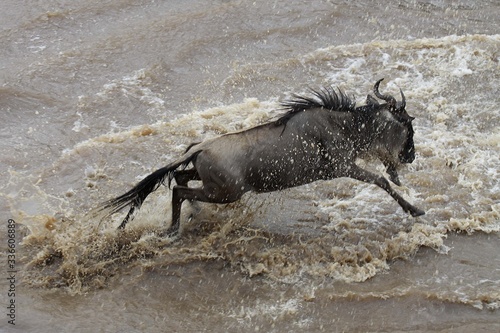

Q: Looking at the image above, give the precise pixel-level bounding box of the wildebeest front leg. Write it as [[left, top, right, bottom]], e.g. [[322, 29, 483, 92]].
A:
[[380, 158, 401, 186], [348, 166, 425, 217], [385, 163, 401, 186]]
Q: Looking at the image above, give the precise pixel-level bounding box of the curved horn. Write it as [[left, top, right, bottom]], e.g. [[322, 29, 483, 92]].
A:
[[373, 78, 396, 107], [399, 88, 406, 109]]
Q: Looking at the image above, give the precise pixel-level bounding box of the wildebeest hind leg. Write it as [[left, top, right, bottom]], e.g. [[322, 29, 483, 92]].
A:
[[163, 185, 225, 237], [174, 169, 200, 187], [348, 166, 425, 217]]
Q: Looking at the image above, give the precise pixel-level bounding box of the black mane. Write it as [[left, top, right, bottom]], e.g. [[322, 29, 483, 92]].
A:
[[276, 87, 356, 126]]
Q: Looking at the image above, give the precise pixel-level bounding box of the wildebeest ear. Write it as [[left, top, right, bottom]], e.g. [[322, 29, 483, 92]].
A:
[[366, 94, 379, 106]]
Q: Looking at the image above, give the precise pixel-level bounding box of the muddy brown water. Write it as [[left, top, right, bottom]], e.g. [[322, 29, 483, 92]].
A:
[[1, 1, 499, 332]]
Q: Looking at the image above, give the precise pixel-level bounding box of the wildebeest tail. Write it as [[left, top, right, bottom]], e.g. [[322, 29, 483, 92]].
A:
[[96, 150, 201, 228]]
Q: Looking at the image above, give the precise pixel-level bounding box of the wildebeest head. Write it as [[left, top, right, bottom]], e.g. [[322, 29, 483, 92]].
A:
[[371, 78, 416, 164]]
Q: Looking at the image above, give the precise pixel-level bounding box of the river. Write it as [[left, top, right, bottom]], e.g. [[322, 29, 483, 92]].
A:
[[1, 1, 499, 332]]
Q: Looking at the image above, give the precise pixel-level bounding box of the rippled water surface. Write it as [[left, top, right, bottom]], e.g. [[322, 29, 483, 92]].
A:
[[1, 1, 499, 332]]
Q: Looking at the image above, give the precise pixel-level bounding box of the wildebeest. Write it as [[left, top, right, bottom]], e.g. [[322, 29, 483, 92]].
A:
[[98, 79, 425, 237]]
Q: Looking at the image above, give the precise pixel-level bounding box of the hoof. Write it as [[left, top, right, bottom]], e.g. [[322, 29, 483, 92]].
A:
[[410, 208, 425, 217]]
